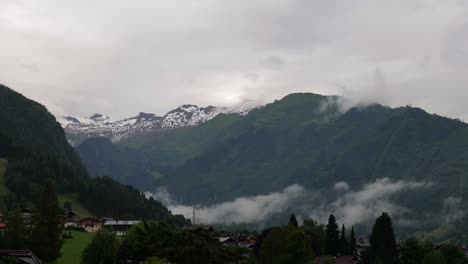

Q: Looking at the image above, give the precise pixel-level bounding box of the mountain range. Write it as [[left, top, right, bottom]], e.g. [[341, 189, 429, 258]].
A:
[[72, 93, 468, 241], [59, 100, 261, 145]]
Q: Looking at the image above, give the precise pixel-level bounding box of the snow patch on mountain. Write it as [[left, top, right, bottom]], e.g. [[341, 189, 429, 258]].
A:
[[59, 100, 262, 145]]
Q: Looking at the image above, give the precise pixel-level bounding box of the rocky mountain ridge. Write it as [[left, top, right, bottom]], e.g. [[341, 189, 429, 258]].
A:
[[59, 100, 262, 145]]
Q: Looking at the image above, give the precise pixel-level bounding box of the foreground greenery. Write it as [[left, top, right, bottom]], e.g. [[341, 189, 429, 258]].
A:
[[76, 211, 464, 264], [0, 181, 62, 261], [81, 222, 246, 264]]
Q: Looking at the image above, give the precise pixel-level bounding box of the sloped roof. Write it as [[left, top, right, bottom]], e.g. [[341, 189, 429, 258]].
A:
[[0, 250, 43, 264], [104, 220, 139, 226]]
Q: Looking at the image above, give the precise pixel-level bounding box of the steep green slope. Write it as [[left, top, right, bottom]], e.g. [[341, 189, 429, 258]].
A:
[[74, 92, 468, 239], [76, 113, 243, 188], [0, 84, 188, 225]]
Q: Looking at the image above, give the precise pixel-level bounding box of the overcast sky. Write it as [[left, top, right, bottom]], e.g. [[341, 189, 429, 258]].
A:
[[1, 0, 468, 119]]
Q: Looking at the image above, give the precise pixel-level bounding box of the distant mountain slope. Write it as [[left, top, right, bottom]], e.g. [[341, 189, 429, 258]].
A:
[[0, 83, 187, 225], [74, 92, 468, 240], [76, 92, 467, 197], [60, 100, 262, 145]]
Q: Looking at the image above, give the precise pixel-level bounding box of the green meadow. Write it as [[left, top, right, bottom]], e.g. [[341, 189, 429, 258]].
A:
[[54, 231, 94, 264]]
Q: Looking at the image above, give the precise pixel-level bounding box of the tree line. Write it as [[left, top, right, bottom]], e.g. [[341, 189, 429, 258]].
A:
[[0, 181, 62, 262]]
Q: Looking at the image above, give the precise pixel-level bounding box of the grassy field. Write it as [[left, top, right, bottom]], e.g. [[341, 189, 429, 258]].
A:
[[54, 231, 95, 264], [0, 158, 10, 195], [58, 193, 94, 217]]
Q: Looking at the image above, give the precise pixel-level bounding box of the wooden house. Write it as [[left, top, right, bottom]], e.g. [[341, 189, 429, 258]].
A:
[[79, 217, 104, 233]]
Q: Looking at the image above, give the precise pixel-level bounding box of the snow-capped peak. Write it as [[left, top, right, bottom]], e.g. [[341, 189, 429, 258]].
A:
[[59, 101, 262, 145]]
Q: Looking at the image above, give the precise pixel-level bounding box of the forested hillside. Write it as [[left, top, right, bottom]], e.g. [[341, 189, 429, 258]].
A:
[[77, 93, 468, 204], [0, 84, 188, 225]]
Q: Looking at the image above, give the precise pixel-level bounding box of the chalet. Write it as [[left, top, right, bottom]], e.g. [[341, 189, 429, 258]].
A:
[[79, 217, 104, 233], [21, 208, 32, 219], [181, 225, 215, 232], [356, 236, 370, 253], [0, 250, 43, 264], [219, 234, 257, 249], [64, 220, 79, 228], [220, 237, 238, 247], [103, 220, 139, 236]]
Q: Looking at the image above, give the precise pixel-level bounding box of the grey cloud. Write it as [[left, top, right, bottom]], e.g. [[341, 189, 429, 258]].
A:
[[146, 185, 305, 225], [309, 178, 433, 227], [1, 1, 468, 120], [333, 181, 350, 192], [441, 196, 466, 225]]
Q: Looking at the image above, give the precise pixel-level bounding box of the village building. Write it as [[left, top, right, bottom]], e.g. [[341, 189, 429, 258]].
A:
[[218, 234, 257, 249], [103, 220, 139, 236], [21, 208, 32, 219], [356, 236, 370, 253], [181, 225, 215, 232], [64, 219, 80, 228], [79, 217, 104, 233]]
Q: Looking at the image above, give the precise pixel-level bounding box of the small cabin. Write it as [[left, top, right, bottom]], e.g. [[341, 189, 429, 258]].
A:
[[79, 217, 104, 233], [103, 220, 140, 236]]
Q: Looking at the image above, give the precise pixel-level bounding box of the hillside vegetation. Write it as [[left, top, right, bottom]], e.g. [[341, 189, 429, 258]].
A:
[[0, 158, 9, 195], [75, 93, 468, 240], [0, 83, 188, 225], [78, 93, 468, 203]]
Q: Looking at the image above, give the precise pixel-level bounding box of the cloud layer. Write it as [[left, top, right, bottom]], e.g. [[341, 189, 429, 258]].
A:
[[147, 185, 305, 224], [2, 1, 468, 119], [322, 178, 433, 227]]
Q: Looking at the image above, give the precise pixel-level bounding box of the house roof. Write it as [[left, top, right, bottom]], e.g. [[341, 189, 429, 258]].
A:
[[181, 225, 214, 231], [104, 220, 139, 226], [0, 250, 43, 264], [356, 236, 370, 247], [316, 256, 356, 264], [79, 217, 104, 223]]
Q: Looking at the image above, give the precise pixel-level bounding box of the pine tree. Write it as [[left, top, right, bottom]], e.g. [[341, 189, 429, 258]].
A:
[[30, 181, 62, 262], [325, 214, 340, 256], [289, 214, 299, 228], [369, 212, 398, 264], [4, 208, 28, 249], [349, 226, 357, 259], [340, 224, 348, 255]]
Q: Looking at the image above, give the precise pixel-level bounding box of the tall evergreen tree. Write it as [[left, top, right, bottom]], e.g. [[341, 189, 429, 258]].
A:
[[349, 226, 357, 259], [340, 224, 348, 255], [325, 214, 340, 256], [30, 181, 62, 262], [3, 208, 28, 249], [369, 212, 398, 264], [289, 214, 299, 228]]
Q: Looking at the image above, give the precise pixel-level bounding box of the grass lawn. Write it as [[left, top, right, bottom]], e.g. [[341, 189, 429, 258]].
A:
[[58, 193, 94, 217], [54, 231, 95, 264], [0, 158, 10, 195]]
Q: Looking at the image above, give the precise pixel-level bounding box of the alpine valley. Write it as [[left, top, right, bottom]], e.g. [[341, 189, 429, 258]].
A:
[[67, 93, 468, 241]]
